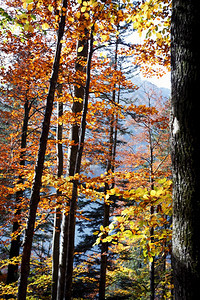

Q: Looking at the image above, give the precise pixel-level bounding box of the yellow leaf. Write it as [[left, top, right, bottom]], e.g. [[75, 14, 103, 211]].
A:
[[84, 12, 90, 19], [101, 34, 107, 42], [24, 23, 34, 32], [27, 3, 33, 10], [94, 237, 101, 245], [105, 194, 110, 200], [143, 4, 149, 12], [102, 235, 113, 243], [156, 32, 162, 39], [17, 13, 27, 19], [133, 21, 140, 29], [143, 194, 149, 200], [149, 255, 154, 263], [37, 0, 43, 8], [68, 16, 74, 22], [24, 23, 29, 31], [145, 11, 151, 19], [158, 178, 167, 184], [150, 190, 157, 197], [139, 30, 142, 38], [100, 52, 107, 58], [99, 23, 104, 30], [76, 11, 81, 19], [48, 4, 54, 12], [77, 46, 84, 52], [81, 6, 86, 12], [100, 225, 104, 231], [42, 22, 50, 30]]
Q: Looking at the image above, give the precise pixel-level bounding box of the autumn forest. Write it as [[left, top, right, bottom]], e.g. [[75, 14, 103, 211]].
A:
[[0, 0, 184, 299]]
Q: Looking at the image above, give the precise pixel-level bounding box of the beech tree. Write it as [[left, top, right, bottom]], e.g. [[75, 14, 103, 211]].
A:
[[6, 95, 30, 285], [51, 84, 64, 299], [0, 16, 52, 286], [56, 34, 89, 300], [171, 0, 200, 298], [0, 0, 173, 299], [17, 0, 68, 298]]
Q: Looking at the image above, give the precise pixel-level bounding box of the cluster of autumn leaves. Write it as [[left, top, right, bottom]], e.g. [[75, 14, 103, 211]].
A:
[[0, 0, 172, 298]]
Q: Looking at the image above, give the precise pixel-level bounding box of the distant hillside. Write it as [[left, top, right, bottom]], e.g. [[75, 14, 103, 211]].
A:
[[131, 75, 170, 105]]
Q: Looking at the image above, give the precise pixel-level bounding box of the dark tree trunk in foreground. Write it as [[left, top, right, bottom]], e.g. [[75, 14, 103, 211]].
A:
[[6, 98, 30, 285], [171, 1, 200, 299], [17, 2, 68, 299]]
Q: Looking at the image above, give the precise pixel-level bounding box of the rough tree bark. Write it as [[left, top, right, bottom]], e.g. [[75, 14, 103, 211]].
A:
[[17, 1, 68, 299], [171, 1, 200, 299]]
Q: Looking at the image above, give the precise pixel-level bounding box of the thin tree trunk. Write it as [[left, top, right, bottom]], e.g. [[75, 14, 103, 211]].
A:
[[6, 98, 30, 285], [51, 84, 63, 300], [150, 207, 155, 300], [171, 1, 200, 298], [17, 2, 68, 299], [149, 109, 155, 300], [99, 185, 111, 300], [64, 25, 94, 300], [161, 225, 167, 300], [99, 133, 113, 300], [99, 34, 119, 300], [57, 37, 88, 300]]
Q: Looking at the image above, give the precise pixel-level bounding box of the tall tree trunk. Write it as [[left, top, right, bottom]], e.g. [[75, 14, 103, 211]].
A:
[[64, 25, 94, 300], [148, 99, 155, 300], [6, 98, 30, 285], [171, 1, 200, 299], [51, 84, 63, 300], [99, 34, 119, 300], [150, 207, 155, 300], [99, 132, 114, 300], [99, 186, 111, 300], [57, 37, 88, 300], [17, 2, 68, 299]]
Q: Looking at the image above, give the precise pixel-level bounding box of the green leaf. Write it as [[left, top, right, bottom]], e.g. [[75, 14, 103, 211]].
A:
[[157, 178, 167, 184]]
